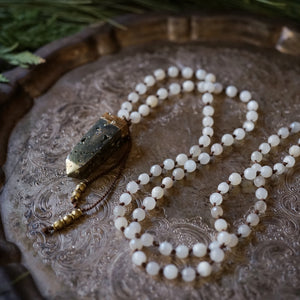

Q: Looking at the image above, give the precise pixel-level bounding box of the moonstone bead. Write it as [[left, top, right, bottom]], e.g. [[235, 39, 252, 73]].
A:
[[128, 92, 139, 103], [142, 197, 156, 210], [247, 100, 258, 111], [163, 158, 175, 170], [268, 134, 280, 147], [214, 218, 228, 231], [209, 193, 223, 205], [202, 126, 214, 137], [203, 116, 214, 127], [273, 163, 285, 175], [238, 224, 251, 237], [189, 145, 201, 157], [202, 93, 213, 104], [199, 135, 211, 147], [290, 121, 300, 133], [239, 90, 252, 102], [214, 82, 223, 94], [113, 205, 126, 217], [198, 153, 210, 165], [211, 143, 223, 155], [172, 168, 185, 180], [146, 95, 158, 108], [168, 66, 179, 77], [204, 81, 215, 93], [243, 121, 255, 132], [197, 81, 206, 93], [197, 261, 212, 277], [141, 233, 154, 246], [260, 166, 272, 178], [130, 111, 141, 124], [119, 193, 132, 205], [251, 163, 261, 172], [183, 80, 195, 92], [283, 155, 296, 167], [114, 217, 128, 230], [210, 248, 225, 262], [222, 134, 234, 146], [144, 75, 155, 87], [246, 213, 260, 226], [176, 153, 188, 165], [209, 241, 220, 250], [157, 88, 168, 100], [211, 206, 223, 218], [218, 182, 229, 194], [225, 85, 238, 98], [193, 243, 207, 257], [151, 186, 164, 199], [159, 241, 173, 256], [132, 251, 146, 266], [135, 83, 147, 95], [181, 267, 196, 282], [228, 234, 239, 247], [246, 111, 258, 122], [129, 238, 143, 250], [233, 128, 246, 140], [126, 181, 139, 193], [196, 69, 206, 80], [118, 109, 129, 119], [244, 167, 257, 180], [176, 245, 189, 259], [182, 67, 194, 79], [162, 177, 173, 189], [289, 145, 300, 157], [278, 127, 289, 138], [169, 83, 181, 95], [205, 73, 216, 82], [217, 231, 231, 245], [184, 160, 197, 173], [203, 105, 215, 116], [150, 164, 162, 176], [121, 101, 133, 111], [132, 208, 146, 221], [124, 227, 135, 239], [138, 104, 150, 116], [146, 262, 160, 276], [251, 151, 263, 162], [255, 187, 268, 199], [138, 173, 150, 185], [163, 264, 178, 280], [254, 176, 265, 187], [255, 200, 267, 213], [153, 68, 166, 80], [259, 143, 271, 154], [128, 222, 141, 234], [229, 173, 242, 185]]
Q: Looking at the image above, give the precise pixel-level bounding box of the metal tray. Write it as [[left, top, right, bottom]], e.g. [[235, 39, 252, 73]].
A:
[[0, 13, 300, 300]]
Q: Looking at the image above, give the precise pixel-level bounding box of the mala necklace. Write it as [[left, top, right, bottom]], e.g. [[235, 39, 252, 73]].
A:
[[43, 66, 300, 282]]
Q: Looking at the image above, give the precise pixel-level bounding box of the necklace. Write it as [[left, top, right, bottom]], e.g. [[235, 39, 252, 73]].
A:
[[43, 65, 300, 281]]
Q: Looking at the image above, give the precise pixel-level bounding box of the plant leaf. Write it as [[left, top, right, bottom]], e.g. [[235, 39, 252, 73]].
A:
[[0, 74, 9, 83], [1, 51, 45, 68]]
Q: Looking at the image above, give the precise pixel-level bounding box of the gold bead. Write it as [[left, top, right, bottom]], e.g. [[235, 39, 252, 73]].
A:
[[71, 208, 82, 219], [53, 219, 64, 231], [72, 190, 81, 198], [63, 214, 73, 225], [76, 182, 87, 192]]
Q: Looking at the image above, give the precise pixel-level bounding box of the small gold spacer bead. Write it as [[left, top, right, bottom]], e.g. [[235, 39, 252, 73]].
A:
[[76, 182, 87, 192], [53, 219, 64, 231], [72, 190, 81, 198], [71, 208, 83, 219], [63, 214, 73, 225]]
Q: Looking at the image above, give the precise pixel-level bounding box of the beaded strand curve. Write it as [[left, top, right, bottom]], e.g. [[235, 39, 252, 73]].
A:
[[113, 66, 300, 281]]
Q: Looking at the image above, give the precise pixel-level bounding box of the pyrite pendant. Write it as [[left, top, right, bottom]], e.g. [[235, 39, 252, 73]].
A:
[[66, 113, 130, 179]]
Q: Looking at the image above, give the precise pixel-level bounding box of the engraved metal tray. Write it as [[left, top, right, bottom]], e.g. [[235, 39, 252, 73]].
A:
[[0, 14, 300, 300]]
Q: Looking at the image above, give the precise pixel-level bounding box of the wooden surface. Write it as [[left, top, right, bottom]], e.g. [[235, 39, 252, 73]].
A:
[[0, 14, 300, 299]]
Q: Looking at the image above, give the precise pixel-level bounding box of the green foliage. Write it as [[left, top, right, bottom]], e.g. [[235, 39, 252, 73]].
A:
[[0, 74, 9, 83]]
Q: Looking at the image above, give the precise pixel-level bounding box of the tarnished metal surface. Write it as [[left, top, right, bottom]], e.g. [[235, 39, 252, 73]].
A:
[[1, 32, 300, 300]]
